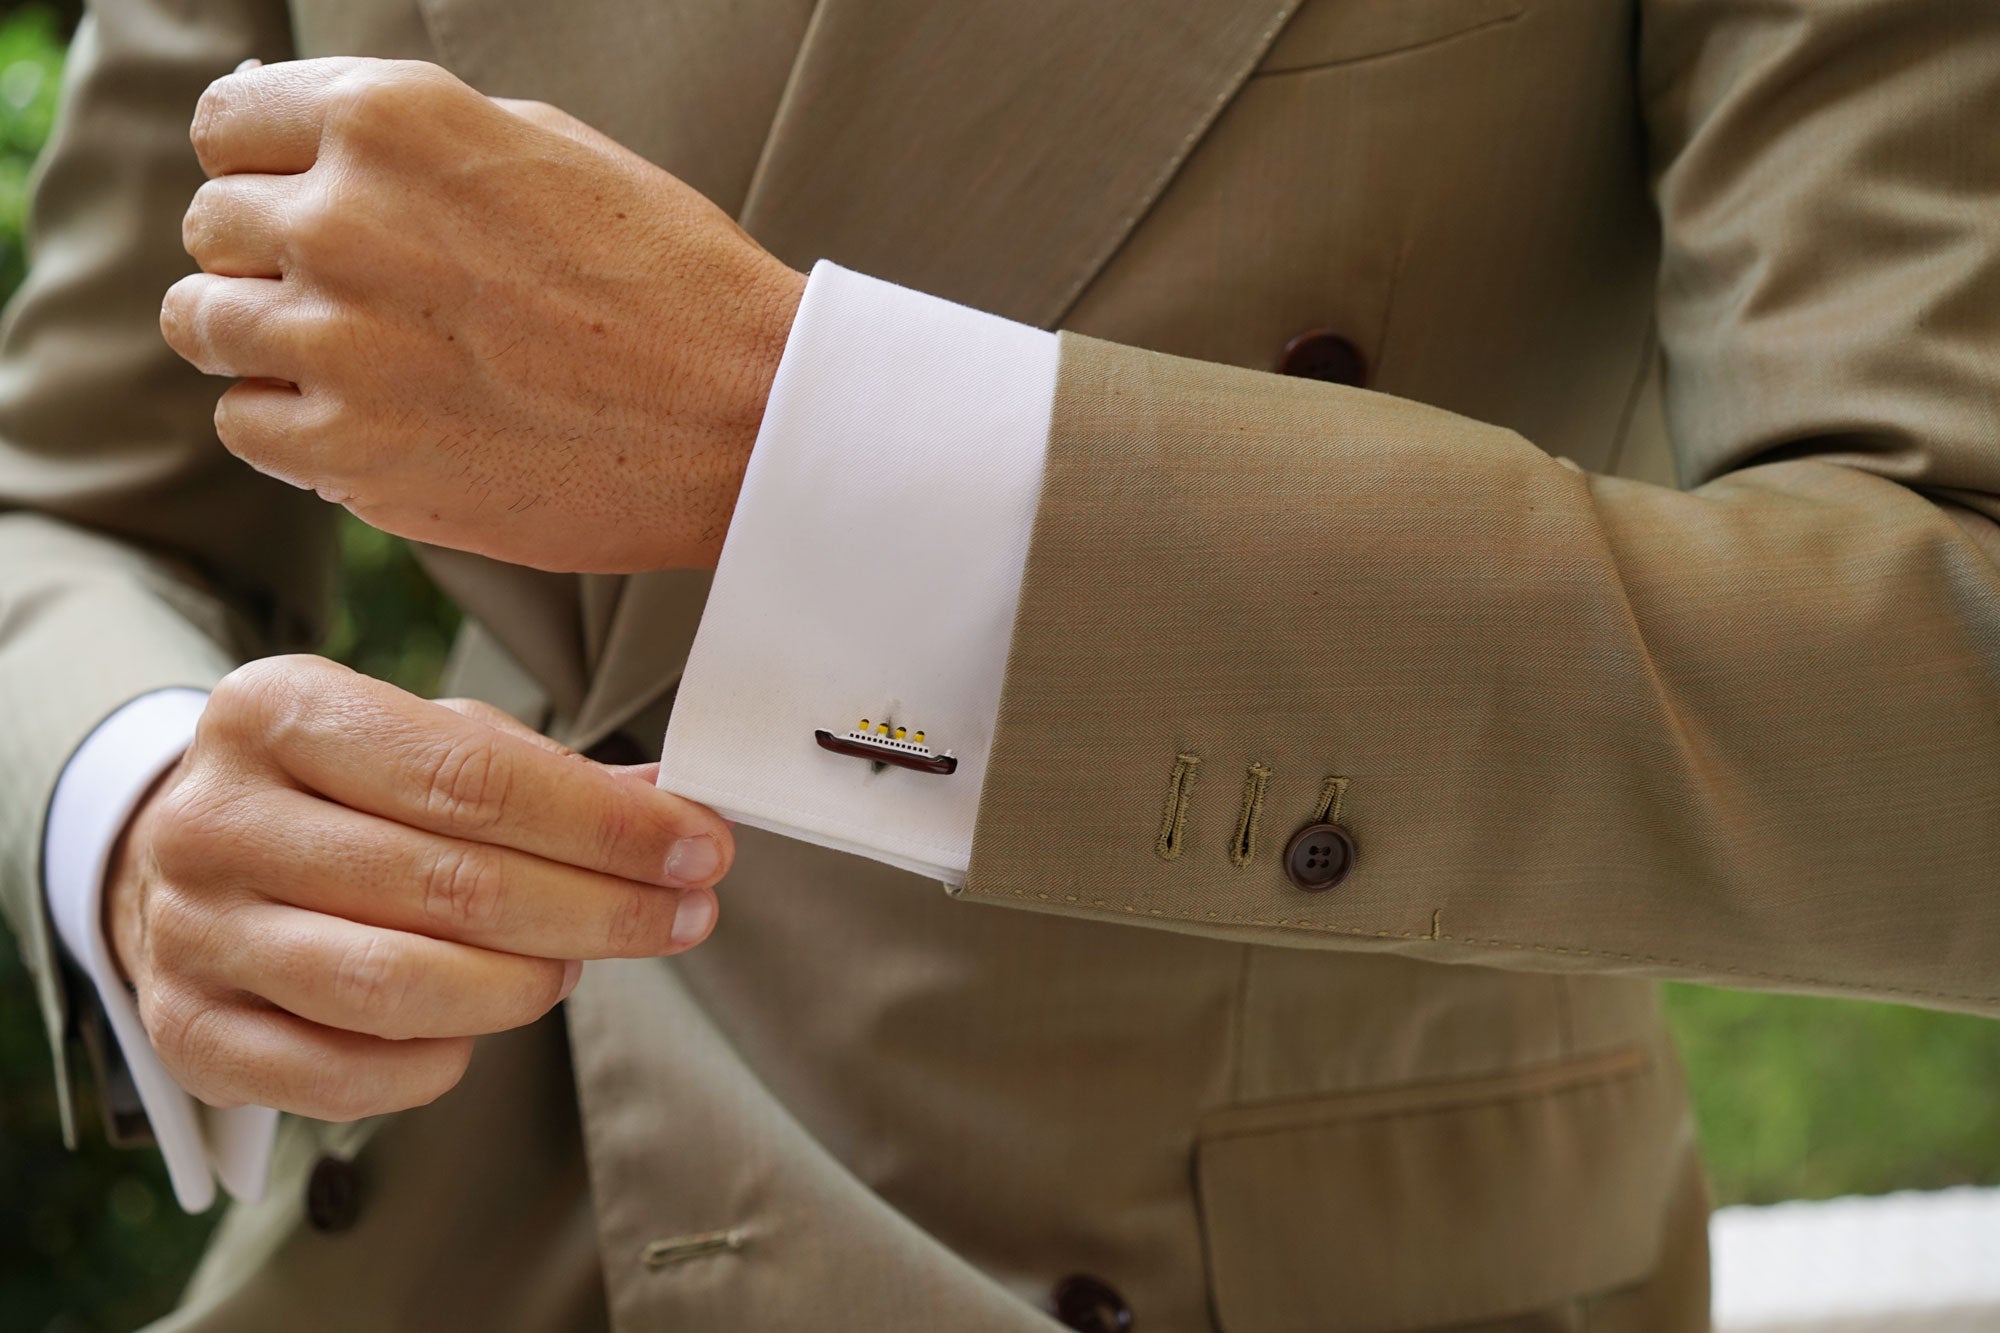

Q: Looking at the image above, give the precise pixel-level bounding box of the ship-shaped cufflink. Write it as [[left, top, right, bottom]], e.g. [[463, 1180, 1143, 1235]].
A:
[[814, 718, 958, 775]]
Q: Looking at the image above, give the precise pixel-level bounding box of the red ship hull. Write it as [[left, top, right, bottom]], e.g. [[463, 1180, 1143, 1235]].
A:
[[814, 730, 958, 775]]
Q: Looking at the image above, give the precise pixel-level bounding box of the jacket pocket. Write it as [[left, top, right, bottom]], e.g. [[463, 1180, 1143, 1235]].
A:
[[1254, 0, 1526, 75], [1194, 1044, 1684, 1332]]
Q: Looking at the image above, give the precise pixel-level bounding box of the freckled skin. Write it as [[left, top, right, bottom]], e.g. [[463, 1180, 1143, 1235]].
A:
[[161, 57, 808, 574]]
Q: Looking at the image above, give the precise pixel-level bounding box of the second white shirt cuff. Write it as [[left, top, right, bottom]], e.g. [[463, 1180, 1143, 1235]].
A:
[[45, 688, 280, 1212]]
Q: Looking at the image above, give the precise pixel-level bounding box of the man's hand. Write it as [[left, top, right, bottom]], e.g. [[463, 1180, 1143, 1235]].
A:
[[105, 656, 731, 1121], [160, 58, 807, 574]]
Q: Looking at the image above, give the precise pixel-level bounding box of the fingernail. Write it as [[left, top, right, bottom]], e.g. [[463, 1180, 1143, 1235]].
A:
[[235, 57, 263, 72], [559, 959, 582, 1000], [666, 834, 720, 885], [671, 892, 716, 948]]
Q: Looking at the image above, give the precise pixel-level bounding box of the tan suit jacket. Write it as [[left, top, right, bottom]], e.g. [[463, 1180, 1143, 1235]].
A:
[[4, 0, 1995, 1327]]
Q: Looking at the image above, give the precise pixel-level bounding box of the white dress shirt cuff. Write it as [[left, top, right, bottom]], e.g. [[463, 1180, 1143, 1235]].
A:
[[659, 261, 1059, 883], [45, 688, 280, 1213]]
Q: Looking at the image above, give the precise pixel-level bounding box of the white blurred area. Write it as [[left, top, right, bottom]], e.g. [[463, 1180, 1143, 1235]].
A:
[[1712, 1187, 2000, 1331]]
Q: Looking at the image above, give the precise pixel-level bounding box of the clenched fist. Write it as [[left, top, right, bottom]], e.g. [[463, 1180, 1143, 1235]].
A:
[[160, 57, 806, 574], [105, 656, 732, 1121]]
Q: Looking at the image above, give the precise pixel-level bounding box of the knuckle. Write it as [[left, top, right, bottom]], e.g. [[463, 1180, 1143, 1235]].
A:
[[212, 386, 259, 459], [184, 280, 234, 356], [432, 1036, 476, 1092], [207, 660, 283, 740], [287, 304, 343, 365], [405, 1037, 475, 1110], [589, 793, 637, 870], [306, 1037, 471, 1121], [208, 656, 328, 754], [285, 195, 342, 266], [159, 276, 200, 351], [161, 280, 241, 373], [323, 70, 387, 135], [147, 781, 227, 875], [509, 99, 563, 130], [393, 59, 461, 93], [302, 1063, 382, 1123], [216, 387, 316, 483], [327, 61, 456, 140], [189, 80, 233, 163], [420, 736, 512, 832], [420, 843, 506, 937], [330, 934, 413, 1031], [602, 885, 671, 957], [181, 185, 221, 260], [490, 960, 564, 1029], [144, 880, 220, 962], [590, 781, 686, 875], [524, 960, 567, 1016], [143, 982, 223, 1077], [209, 658, 278, 717]]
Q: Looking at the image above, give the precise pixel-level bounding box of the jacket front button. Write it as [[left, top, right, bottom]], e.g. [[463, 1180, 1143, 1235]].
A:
[[1284, 821, 1356, 892], [305, 1154, 363, 1234], [1277, 329, 1368, 386], [1050, 1274, 1133, 1332]]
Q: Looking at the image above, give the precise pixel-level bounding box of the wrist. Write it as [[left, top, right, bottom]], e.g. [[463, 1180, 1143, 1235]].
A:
[[735, 260, 808, 459], [746, 263, 809, 416], [698, 261, 808, 568]]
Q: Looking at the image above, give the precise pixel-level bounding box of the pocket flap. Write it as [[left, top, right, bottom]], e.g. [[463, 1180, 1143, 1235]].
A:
[[1195, 1047, 1685, 1332]]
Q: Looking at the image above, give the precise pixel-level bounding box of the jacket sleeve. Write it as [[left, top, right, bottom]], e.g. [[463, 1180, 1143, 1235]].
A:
[[962, 0, 2000, 1016], [0, 0, 321, 1143]]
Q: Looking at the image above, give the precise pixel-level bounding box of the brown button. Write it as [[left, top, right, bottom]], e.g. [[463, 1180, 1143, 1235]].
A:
[[1284, 821, 1356, 892], [305, 1155, 363, 1234], [583, 730, 650, 766], [1050, 1274, 1132, 1332], [1278, 329, 1367, 386]]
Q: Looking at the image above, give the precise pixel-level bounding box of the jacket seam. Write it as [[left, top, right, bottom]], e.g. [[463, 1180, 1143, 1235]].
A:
[[963, 886, 2000, 1008]]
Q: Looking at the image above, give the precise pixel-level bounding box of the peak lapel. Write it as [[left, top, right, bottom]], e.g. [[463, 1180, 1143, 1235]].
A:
[[572, 0, 1303, 747], [743, 0, 1305, 327]]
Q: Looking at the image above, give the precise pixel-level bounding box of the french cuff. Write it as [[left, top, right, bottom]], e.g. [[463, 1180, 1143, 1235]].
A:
[[658, 261, 1059, 883], [45, 688, 279, 1213]]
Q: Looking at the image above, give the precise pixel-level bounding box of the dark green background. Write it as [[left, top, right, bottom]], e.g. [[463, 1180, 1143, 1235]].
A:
[[0, 7, 1995, 1329]]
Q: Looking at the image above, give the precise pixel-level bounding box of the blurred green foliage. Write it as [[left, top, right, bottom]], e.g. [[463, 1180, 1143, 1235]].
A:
[[321, 516, 461, 697], [0, 15, 209, 1332], [0, 512, 454, 1331], [0, 9, 454, 1329], [1665, 985, 2000, 1206], [0, 4, 1995, 1329], [0, 3, 61, 297], [0, 969, 218, 1333]]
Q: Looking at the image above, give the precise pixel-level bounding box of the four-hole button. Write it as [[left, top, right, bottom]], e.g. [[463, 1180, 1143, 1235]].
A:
[[1283, 821, 1356, 892]]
